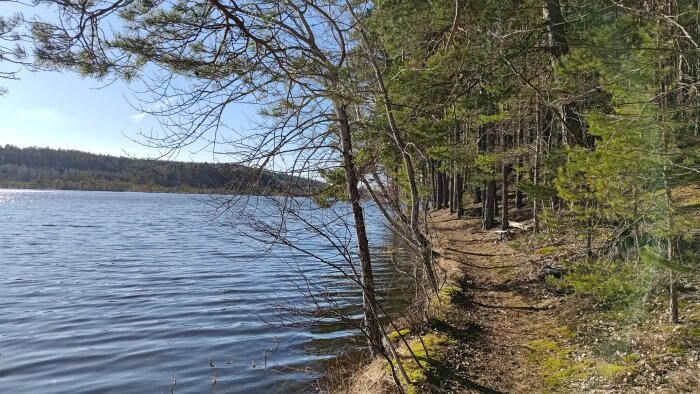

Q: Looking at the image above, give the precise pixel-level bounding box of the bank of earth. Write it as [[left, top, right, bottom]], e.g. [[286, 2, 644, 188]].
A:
[[341, 210, 700, 393]]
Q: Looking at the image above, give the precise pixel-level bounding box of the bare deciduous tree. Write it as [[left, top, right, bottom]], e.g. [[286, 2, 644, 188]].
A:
[[27, 0, 428, 367]]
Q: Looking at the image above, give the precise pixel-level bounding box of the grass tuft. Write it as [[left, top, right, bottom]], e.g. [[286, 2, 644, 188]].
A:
[[535, 246, 556, 255]]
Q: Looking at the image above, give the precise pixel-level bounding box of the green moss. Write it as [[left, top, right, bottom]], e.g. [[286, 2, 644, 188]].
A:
[[553, 326, 575, 340], [388, 329, 411, 342], [438, 285, 461, 301], [668, 345, 685, 354], [689, 327, 700, 337], [595, 363, 626, 380], [622, 353, 640, 363], [388, 332, 456, 391], [535, 246, 556, 255], [527, 339, 559, 353], [543, 361, 589, 390], [527, 338, 591, 390]]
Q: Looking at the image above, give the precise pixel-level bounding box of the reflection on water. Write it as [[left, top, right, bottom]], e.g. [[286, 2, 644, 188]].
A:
[[0, 190, 413, 393]]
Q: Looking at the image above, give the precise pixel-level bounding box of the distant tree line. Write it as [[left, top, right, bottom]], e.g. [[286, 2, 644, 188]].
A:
[[0, 145, 319, 194], [10, 0, 699, 388]]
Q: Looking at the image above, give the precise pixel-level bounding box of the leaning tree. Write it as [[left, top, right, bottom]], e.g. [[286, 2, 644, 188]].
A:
[[28, 0, 395, 356]]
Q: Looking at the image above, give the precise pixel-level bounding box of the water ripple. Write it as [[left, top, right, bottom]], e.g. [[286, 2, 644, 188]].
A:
[[0, 190, 413, 393]]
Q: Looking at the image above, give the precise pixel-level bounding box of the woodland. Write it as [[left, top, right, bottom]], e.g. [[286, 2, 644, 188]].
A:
[[0, 144, 318, 193], [1, 0, 699, 392]]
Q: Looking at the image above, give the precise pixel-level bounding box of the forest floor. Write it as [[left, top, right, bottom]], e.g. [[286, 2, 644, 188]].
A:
[[342, 207, 700, 393], [424, 210, 554, 393]]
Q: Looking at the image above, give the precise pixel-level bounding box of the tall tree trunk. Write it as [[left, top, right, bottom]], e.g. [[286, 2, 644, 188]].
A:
[[485, 181, 496, 229], [483, 125, 497, 229], [665, 173, 679, 324], [437, 167, 444, 210], [421, 161, 428, 209], [662, 116, 679, 324], [362, 46, 439, 294], [474, 187, 482, 217], [494, 191, 499, 218], [515, 125, 524, 209], [335, 104, 383, 355], [515, 169, 524, 209], [455, 173, 464, 218], [442, 172, 450, 209], [501, 164, 510, 230], [533, 111, 541, 234], [543, 0, 568, 58], [449, 175, 457, 215], [430, 160, 437, 209]]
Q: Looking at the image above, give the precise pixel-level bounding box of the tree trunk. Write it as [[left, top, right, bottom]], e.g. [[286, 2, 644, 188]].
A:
[[455, 173, 464, 218], [659, 49, 679, 322], [437, 167, 444, 209], [515, 156, 524, 209], [670, 271, 679, 324], [442, 172, 450, 209], [543, 0, 568, 58], [533, 110, 541, 234], [484, 180, 496, 229], [515, 121, 524, 209], [450, 173, 458, 215], [430, 160, 437, 209], [483, 124, 497, 229], [367, 50, 438, 294], [335, 104, 383, 355], [420, 162, 430, 210], [662, 121, 679, 324], [494, 192, 499, 217], [474, 187, 482, 217], [501, 164, 510, 230]]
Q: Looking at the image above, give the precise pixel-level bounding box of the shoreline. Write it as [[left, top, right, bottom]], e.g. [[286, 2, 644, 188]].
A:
[[336, 209, 700, 393], [0, 186, 310, 197]]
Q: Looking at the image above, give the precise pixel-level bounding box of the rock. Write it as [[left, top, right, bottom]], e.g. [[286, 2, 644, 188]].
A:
[[541, 265, 564, 279]]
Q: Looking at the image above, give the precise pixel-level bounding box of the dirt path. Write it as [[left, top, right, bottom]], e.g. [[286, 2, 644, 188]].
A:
[[428, 211, 558, 393], [347, 210, 698, 394]]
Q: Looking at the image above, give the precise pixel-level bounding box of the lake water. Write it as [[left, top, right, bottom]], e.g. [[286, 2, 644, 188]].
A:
[[0, 190, 412, 393]]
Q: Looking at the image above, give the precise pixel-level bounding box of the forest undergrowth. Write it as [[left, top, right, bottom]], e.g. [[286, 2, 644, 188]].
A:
[[340, 205, 699, 394], [5, 1, 699, 392]]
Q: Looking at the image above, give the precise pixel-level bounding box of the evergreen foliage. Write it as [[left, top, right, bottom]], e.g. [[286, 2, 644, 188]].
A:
[[4, 0, 699, 382], [0, 145, 320, 194]]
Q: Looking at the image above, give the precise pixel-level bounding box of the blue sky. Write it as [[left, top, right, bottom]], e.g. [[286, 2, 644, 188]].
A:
[[0, 67, 255, 162], [0, 0, 253, 163], [2, 70, 148, 156]]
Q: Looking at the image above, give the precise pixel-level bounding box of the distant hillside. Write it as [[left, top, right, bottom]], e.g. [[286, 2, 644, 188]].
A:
[[0, 145, 320, 194]]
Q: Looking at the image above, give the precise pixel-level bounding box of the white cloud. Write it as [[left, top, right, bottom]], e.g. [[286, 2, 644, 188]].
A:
[[17, 107, 74, 126], [128, 98, 175, 123], [129, 112, 148, 123]]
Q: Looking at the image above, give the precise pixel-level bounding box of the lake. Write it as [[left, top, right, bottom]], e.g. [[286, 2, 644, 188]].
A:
[[0, 190, 412, 393]]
